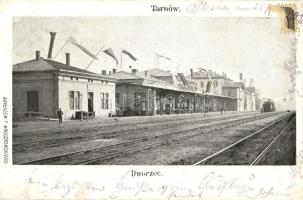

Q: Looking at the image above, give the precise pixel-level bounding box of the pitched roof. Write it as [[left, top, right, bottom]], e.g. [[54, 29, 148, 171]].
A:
[[107, 71, 175, 85], [144, 68, 172, 77], [13, 58, 96, 75], [192, 70, 224, 78], [107, 71, 142, 80]]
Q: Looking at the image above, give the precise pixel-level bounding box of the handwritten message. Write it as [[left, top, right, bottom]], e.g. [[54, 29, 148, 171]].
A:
[[288, 151, 303, 188], [186, 0, 267, 15], [27, 169, 291, 200], [284, 37, 302, 97], [28, 169, 105, 199]]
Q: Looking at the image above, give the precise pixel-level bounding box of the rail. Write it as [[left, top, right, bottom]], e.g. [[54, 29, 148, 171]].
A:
[[193, 112, 295, 165], [16, 112, 284, 165]]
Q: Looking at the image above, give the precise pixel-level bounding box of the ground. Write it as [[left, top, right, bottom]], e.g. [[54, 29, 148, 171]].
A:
[[13, 111, 296, 165]]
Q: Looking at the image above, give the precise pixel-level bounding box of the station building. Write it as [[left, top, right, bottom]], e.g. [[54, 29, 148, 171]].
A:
[[190, 69, 258, 112], [13, 51, 116, 119], [107, 68, 237, 116]]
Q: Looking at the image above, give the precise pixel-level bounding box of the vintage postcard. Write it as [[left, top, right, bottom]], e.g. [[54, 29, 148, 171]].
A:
[[0, 0, 303, 199]]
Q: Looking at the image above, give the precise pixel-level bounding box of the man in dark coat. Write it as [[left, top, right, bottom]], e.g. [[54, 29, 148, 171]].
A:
[[58, 108, 63, 123]]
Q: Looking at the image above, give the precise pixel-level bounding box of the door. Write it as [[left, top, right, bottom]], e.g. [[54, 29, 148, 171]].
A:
[[27, 91, 39, 112], [88, 92, 94, 112]]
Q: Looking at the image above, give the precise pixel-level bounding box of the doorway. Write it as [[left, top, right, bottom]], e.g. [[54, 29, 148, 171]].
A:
[[27, 91, 39, 112], [88, 92, 94, 113]]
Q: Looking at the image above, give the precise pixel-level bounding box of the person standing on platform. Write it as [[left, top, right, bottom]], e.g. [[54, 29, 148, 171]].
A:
[[58, 108, 63, 124]]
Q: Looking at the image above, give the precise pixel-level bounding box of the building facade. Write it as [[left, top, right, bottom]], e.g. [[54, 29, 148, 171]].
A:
[[13, 52, 116, 120], [190, 69, 258, 112], [107, 68, 237, 116]]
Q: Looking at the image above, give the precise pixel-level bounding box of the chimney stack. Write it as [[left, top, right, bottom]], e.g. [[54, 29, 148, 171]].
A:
[[66, 53, 70, 66], [47, 32, 56, 60], [239, 72, 243, 80], [112, 69, 116, 74], [35, 51, 40, 60], [190, 68, 193, 80], [101, 70, 107, 75]]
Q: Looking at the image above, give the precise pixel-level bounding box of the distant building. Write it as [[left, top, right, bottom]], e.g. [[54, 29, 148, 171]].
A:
[[222, 77, 257, 112], [107, 68, 237, 116], [189, 69, 225, 95], [13, 51, 116, 119], [245, 86, 257, 111]]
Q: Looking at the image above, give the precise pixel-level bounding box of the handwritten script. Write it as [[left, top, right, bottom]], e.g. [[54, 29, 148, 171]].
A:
[[284, 37, 302, 97], [27, 168, 293, 199], [28, 169, 105, 198], [186, 0, 266, 14], [288, 151, 303, 188], [109, 170, 289, 200]]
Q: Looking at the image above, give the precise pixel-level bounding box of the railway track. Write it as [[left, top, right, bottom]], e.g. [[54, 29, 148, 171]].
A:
[[14, 112, 255, 139], [17, 112, 287, 165], [193, 112, 295, 165], [13, 112, 269, 152], [14, 112, 249, 136]]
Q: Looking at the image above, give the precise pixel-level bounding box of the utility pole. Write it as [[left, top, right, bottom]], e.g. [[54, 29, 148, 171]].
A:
[[203, 92, 206, 117]]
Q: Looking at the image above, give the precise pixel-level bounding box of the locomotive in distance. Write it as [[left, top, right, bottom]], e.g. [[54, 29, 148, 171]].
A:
[[262, 99, 276, 112]]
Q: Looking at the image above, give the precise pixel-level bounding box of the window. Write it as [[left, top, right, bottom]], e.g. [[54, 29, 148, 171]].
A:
[[101, 93, 109, 109], [69, 91, 74, 109], [69, 91, 80, 110], [74, 91, 80, 109], [134, 93, 146, 110], [200, 82, 204, 88], [101, 93, 104, 109], [105, 93, 109, 109]]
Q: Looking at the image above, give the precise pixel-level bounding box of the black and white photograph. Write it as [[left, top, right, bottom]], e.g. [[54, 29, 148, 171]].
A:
[[1, 0, 303, 199], [12, 16, 296, 165]]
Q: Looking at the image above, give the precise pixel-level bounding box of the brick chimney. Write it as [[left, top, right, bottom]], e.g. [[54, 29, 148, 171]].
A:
[[35, 51, 40, 60], [66, 53, 70, 66], [239, 72, 243, 80]]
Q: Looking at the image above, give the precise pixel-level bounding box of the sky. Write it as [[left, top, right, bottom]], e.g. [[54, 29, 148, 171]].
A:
[[13, 17, 296, 110]]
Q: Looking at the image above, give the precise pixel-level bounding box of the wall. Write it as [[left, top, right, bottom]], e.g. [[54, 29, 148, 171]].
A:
[[192, 77, 224, 95], [246, 92, 256, 111], [116, 83, 149, 111], [13, 72, 56, 117], [222, 87, 238, 98], [58, 75, 116, 119]]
